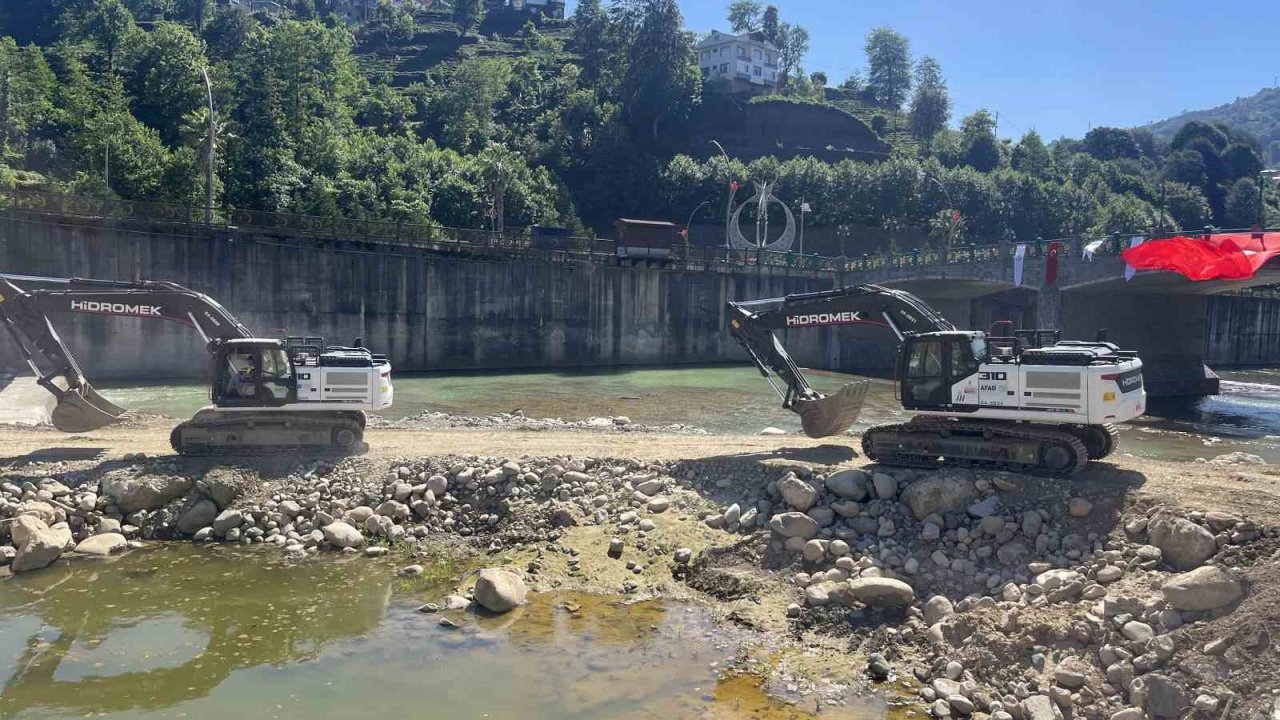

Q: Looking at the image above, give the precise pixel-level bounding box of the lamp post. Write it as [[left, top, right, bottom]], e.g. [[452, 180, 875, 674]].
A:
[[199, 65, 215, 224], [685, 200, 710, 253], [918, 168, 957, 251], [710, 140, 737, 249]]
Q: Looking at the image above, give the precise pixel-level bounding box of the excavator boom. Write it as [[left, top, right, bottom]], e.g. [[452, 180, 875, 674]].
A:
[[727, 284, 954, 438], [0, 274, 252, 432]]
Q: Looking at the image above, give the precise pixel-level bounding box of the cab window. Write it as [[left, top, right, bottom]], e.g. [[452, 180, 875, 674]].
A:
[[907, 340, 943, 378], [950, 339, 980, 379]]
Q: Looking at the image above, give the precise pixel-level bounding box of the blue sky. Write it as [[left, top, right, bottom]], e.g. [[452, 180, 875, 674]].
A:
[[566, 0, 1280, 141]]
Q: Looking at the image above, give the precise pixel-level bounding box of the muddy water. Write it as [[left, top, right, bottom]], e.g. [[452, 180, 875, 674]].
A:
[[93, 365, 1280, 463], [0, 545, 874, 720]]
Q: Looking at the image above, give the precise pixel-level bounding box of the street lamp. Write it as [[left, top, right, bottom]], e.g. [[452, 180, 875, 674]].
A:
[[199, 65, 215, 224], [918, 168, 957, 249], [684, 200, 710, 253], [710, 140, 737, 249]]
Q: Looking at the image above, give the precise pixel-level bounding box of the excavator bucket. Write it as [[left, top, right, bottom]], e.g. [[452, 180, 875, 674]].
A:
[[793, 381, 870, 438], [50, 384, 127, 433]]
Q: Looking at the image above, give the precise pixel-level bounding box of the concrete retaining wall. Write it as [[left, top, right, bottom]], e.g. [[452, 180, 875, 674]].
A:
[[1205, 295, 1280, 367], [0, 214, 839, 379]]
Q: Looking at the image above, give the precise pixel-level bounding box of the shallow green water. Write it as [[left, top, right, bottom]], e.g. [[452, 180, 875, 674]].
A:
[[95, 364, 1280, 462], [0, 545, 861, 720], [97, 365, 911, 436]]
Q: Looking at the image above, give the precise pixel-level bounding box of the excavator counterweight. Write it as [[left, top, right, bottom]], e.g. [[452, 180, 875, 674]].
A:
[[728, 283, 1145, 476]]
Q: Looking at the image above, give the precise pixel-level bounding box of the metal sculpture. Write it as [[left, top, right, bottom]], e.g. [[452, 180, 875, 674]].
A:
[[728, 181, 796, 252]]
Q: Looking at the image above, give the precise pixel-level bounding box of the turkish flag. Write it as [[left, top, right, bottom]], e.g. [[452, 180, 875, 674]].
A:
[[1121, 232, 1280, 281], [1046, 241, 1062, 285]]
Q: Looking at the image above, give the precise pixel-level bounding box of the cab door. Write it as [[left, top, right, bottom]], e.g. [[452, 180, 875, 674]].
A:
[[902, 338, 948, 409]]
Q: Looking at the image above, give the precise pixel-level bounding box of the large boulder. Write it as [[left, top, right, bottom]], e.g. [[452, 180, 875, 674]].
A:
[[1143, 674, 1187, 719], [212, 509, 244, 537], [48, 523, 74, 551], [74, 533, 127, 556], [847, 577, 915, 608], [197, 468, 252, 509], [901, 473, 980, 521], [1148, 515, 1217, 570], [17, 500, 62, 525], [321, 521, 364, 549], [1022, 695, 1063, 720], [778, 474, 818, 511], [12, 527, 64, 573], [176, 499, 219, 535], [824, 468, 870, 501], [10, 515, 48, 547], [474, 568, 528, 613], [101, 471, 193, 513], [1161, 566, 1244, 611], [769, 512, 820, 539]]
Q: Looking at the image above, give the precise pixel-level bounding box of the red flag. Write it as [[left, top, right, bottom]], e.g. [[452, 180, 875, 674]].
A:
[[730, 180, 739, 193], [951, 210, 960, 225], [1122, 232, 1280, 281], [680, 228, 688, 238], [1046, 241, 1062, 285]]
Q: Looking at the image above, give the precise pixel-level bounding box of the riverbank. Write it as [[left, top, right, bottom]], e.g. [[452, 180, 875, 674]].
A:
[[2, 420, 1279, 719]]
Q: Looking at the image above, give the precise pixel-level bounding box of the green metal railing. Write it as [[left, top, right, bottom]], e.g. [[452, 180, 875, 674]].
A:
[[2, 188, 1268, 275]]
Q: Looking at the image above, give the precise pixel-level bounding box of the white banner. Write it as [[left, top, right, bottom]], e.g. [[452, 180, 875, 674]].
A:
[[1013, 243, 1027, 287], [1082, 239, 1104, 262], [1124, 236, 1144, 281]]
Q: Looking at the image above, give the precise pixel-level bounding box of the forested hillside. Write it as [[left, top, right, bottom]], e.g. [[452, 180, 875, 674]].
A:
[[0, 0, 1275, 249], [1146, 87, 1280, 168]]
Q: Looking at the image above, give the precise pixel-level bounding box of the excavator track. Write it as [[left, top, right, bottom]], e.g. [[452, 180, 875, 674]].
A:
[[1070, 423, 1118, 460], [861, 418, 1090, 477], [170, 411, 367, 457]]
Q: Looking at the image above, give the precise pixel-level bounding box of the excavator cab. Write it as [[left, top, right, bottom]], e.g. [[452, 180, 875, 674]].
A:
[[898, 331, 985, 410], [211, 340, 296, 408]]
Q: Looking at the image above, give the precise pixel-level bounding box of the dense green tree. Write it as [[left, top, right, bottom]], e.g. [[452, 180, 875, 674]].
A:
[[1081, 126, 1141, 161], [124, 0, 175, 21], [1224, 177, 1261, 227], [1171, 120, 1229, 153], [1160, 182, 1211, 230], [774, 21, 808, 89], [453, 0, 484, 33], [429, 57, 512, 151], [0, 39, 57, 168], [726, 0, 762, 33], [864, 27, 911, 110], [1163, 148, 1207, 187], [0, 1, 66, 47], [66, 0, 139, 71], [760, 5, 779, 44], [202, 5, 257, 62], [619, 0, 699, 143], [124, 22, 207, 146], [907, 55, 947, 146], [1219, 142, 1263, 181], [569, 0, 614, 92], [959, 110, 1000, 172], [1010, 130, 1052, 179]]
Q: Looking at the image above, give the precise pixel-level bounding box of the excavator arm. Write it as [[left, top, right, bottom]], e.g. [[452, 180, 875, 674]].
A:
[[727, 284, 954, 438], [0, 274, 253, 432]]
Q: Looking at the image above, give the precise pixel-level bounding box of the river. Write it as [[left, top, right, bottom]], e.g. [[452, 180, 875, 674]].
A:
[[93, 365, 1280, 464], [0, 545, 875, 720]]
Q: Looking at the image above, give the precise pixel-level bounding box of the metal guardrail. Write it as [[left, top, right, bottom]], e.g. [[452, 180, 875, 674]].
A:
[[1, 188, 1271, 276]]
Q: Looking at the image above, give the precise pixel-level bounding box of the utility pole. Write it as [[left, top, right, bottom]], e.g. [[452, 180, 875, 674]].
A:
[[200, 65, 215, 224]]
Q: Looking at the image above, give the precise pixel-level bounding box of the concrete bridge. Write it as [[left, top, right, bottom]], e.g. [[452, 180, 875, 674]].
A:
[[832, 238, 1280, 396]]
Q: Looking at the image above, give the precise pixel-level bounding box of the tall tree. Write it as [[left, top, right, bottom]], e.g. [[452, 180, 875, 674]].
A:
[[907, 55, 948, 146], [760, 4, 779, 44], [1081, 127, 1141, 161], [67, 0, 139, 72], [569, 0, 612, 92], [1224, 177, 1260, 228], [621, 0, 699, 143], [1011, 130, 1052, 178], [959, 109, 1000, 172], [864, 26, 911, 111], [726, 0, 762, 33], [124, 22, 207, 146], [775, 21, 808, 90]]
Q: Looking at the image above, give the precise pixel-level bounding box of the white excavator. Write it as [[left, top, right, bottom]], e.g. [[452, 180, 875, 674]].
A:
[[0, 273, 393, 455], [728, 284, 1146, 476]]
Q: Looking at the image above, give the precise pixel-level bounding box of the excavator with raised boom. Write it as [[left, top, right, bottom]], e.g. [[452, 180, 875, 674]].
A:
[[727, 284, 1146, 476], [0, 273, 393, 455]]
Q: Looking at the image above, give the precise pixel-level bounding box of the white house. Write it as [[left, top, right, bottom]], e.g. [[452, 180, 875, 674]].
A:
[[696, 31, 779, 94]]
